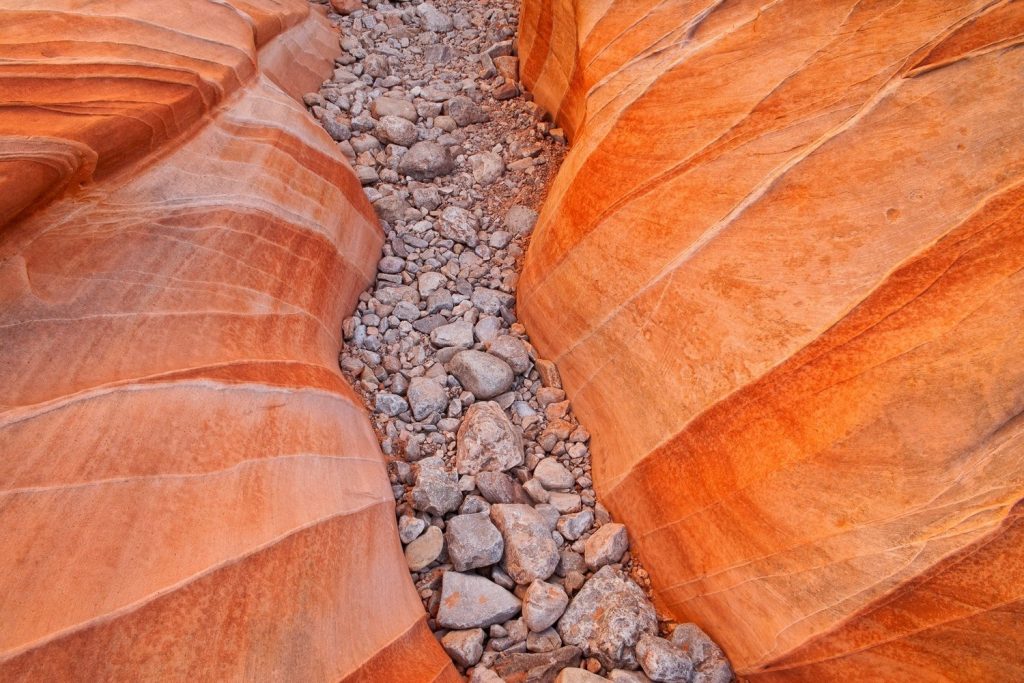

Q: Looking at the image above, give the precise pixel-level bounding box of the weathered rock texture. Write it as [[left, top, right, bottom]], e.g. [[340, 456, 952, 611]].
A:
[[519, 1, 1024, 681], [0, 1, 456, 680]]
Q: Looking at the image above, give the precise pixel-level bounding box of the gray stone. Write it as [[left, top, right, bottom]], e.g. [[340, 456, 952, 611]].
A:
[[557, 510, 594, 541], [378, 255, 405, 274], [399, 141, 454, 180], [417, 271, 447, 296], [372, 96, 417, 121], [416, 3, 454, 32], [405, 525, 444, 571], [431, 319, 475, 349], [472, 287, 515, 315], [398, 515, 427, 544], [373, 195, 414, 223], [490, 504, 560, 584], [375, 284, 419, 306], [420, 83, 458, 102], [474, 315, 503, 344], [670, 624, 733, 683], [363, 53, 390, 79], [407, 376, 448, 421], [443, 628, 486, 668], [548, 491, 582, 514], [456, 401, 523, 474], [446, 512, 504, 571], [439, 206, 480, 246], [555, 670, 607, 683], [393, 300, 420, 321], [534, 458, 575, 491], [524, 478, 550, 504], [436, 572, 521, 629], [470, 151, 505, 185], [376, 114, 418, 147], [375, 392, 408, 416], [535, 503, 561, 531], [609, 671, 653, 683], [523, 580, 570, 632], [411, 185, 442, 210], [468, 668, 504, 683], [492, 646, 582, 683], [445, 95, 489, 126], [585, 523, 629, 570], [411, 456, 462, 516], [449, 350, 515, 400], [477, 471, 529, 504], [558, 565, 658, 670], [505, 205, 539, 234], [636, 635, 693, 683], [487, 335, 530, 374], [527, 627, 562, 653], [322, 114, 352, 141]]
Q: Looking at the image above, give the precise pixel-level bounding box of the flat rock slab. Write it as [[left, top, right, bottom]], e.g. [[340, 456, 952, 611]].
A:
[[436, 571, 521, 629]]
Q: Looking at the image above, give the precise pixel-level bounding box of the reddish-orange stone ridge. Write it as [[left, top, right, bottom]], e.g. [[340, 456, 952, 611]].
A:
[[0, 1, 457, 681], [519, 1, 1024, 681]]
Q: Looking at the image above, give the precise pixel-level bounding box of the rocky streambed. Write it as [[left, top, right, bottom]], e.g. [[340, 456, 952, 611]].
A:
[[307, 0, 735, 681]]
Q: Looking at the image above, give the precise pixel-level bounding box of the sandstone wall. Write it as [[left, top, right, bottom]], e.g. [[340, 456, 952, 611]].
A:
[[0, 1, 456, 680], [518, 1, 1024, 680]]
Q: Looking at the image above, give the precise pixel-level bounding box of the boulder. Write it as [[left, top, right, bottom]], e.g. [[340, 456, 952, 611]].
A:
[[456, 401, 524, 474]]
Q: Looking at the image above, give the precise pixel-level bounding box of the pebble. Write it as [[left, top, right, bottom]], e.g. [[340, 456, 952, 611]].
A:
[[523, 579, 569, 632], [405, 525, 444, 571], [446, 512, 504, 571], [534, 458, 575, 491], [411, 456, 462, 516], [585, 522, 629, 570], [439, 206, 480, 246], [399, 141, 455, 180], [407, 376, 448, 421], [448, 350, 515, 399], [456, 400, 524, 474], [443, 628, 486, 668], [321, 0, 731, 677]]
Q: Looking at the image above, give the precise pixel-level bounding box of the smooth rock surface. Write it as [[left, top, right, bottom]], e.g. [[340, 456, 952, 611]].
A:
[[519, 1, 1024, 680], [449, 350, 515, 399]]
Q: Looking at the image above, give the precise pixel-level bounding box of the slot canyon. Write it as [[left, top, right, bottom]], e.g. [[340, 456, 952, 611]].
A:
[[0, 1, 1021, 682]]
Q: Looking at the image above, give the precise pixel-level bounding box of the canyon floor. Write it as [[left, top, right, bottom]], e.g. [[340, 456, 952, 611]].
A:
[[308, 1, 734, 680]]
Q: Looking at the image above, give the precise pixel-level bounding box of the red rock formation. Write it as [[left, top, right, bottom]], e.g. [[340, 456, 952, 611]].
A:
[[518, 1, 1024, 680], [0, 1, 457, 680]]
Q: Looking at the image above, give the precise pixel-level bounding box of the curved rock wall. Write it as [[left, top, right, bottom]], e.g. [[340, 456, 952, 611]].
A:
[[518, 1, 1024, 680], [0, 1, 456, 680]]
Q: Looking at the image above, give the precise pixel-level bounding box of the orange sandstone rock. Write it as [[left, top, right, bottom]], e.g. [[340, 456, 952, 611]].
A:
[[519, 1, 1024, 680], [0, 1, 457, 681]]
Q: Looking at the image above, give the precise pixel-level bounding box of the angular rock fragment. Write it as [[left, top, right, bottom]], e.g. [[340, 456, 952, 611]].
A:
[[436, 572, 521, 629], [407, 376, 448, 421], [558, 566, 657, 670], [492, 646, 583, 683], [411, 456, 462, 516], [523, 580, 570, 632], [405, 525, 444, 571], [443, 628, 486, 668], [446, 512, 504, 572], [585, 523, 629, 569], [490, 504, 560, 584], [399, 141, 454, 180], [456, 401, 524, 474]]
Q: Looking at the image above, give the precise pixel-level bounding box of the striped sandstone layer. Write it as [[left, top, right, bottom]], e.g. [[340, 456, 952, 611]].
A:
[[0, 1, 456, 680], [518, 1, 1024, 680]]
